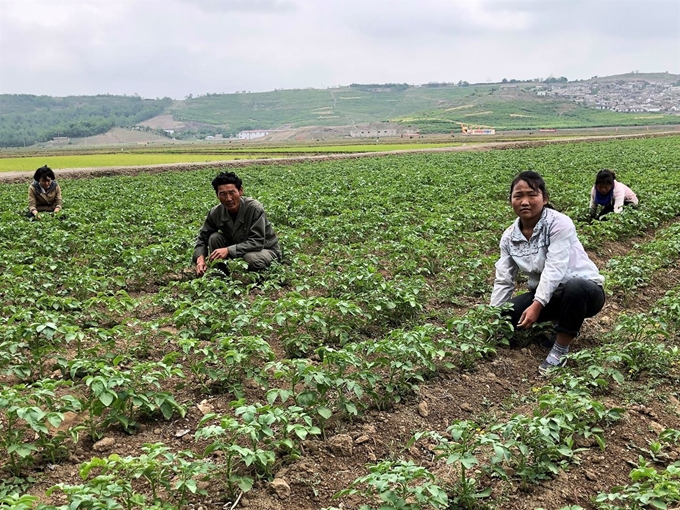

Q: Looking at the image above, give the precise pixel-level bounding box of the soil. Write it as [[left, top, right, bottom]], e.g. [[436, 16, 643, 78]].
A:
[[67, 127, 176, 146], [136, 115, 188, 131], [7, 136, 680, 510]]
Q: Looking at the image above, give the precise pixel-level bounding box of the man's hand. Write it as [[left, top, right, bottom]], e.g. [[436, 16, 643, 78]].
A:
[[517, 301, 543, 329], [208, 247, 229, 262], [195, 256, 208, 277]]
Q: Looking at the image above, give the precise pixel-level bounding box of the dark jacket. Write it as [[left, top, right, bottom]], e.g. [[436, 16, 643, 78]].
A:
[[193, 196, 280, 262]]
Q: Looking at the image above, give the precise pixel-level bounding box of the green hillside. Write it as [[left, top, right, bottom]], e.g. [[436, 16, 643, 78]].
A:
[[171, 79, 680, 134], [409, 86, 680, 132], [170, 84, 473, 130], [0, 95, 172, 148], [1, 73, 679, 148]]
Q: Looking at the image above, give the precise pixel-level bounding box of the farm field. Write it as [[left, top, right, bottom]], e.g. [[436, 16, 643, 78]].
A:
[[1, 136, 679, 510], [0, 154, 263, 173], [0, 143, 466, 172]]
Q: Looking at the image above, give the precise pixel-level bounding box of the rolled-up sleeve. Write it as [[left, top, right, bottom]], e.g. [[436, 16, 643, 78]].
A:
[[490, 239, 518, 306], [533, 219, 573, 306]]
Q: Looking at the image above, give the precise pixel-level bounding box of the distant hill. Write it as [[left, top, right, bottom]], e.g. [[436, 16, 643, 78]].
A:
[[0, 95, 172, 148], [1, 73, 679, 147], [585, 72, 680, 83], [171, 74, 680, 135]]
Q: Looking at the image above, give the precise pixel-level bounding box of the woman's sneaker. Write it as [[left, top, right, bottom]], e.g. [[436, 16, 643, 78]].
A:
[[539, 345, 568, 374]]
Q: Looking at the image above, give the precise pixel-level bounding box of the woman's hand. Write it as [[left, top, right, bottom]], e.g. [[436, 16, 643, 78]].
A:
[[518, 301, 543, 329]]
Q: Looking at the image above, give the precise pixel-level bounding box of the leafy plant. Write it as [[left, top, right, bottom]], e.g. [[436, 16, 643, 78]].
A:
[[80, 359, 185, 438], [594, 458, 680, 510], [0, 381, 81, 475], [411, 421, 499, 508], [333, 460, 449, 510]]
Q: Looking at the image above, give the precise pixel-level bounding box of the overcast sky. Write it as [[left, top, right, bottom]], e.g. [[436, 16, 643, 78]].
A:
[[1, 0, 678, 99]]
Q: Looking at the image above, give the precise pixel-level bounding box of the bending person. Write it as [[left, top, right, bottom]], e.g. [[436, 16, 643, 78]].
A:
[[589, 169, 638, 219], [28, 165, 62, 219], [490, 171, 605, 373], [193, 171, 281, 277]]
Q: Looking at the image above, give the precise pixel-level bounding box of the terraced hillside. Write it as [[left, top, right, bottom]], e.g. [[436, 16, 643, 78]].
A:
[[4, 73, 679, 148], [171, 81, 680, 134]]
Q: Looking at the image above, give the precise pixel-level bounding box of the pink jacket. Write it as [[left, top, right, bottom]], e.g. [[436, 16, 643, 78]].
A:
[[589, 180, 638, 215]]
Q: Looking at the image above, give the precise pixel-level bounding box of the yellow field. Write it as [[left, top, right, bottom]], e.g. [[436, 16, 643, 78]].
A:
[[0, 153, 261, 172]]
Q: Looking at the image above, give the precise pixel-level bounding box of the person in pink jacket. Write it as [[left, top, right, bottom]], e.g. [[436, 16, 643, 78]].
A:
[[589, 169, 638, 219]]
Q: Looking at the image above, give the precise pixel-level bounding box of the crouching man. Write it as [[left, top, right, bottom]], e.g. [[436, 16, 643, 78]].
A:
[[193, 171, 281, 277]]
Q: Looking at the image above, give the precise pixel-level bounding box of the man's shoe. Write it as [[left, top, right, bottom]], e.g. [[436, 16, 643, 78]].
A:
[[208, 262, 230, 279], [215, 262, 230, 274]]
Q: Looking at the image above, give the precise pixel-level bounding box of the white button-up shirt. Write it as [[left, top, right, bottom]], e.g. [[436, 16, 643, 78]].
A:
[[490, 207, 604, 307]]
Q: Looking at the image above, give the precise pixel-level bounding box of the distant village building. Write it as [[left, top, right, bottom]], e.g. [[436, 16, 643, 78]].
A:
[[546, 78, 679, 114], [52, 136, 69, 144], [238, 130, 270, 140], [461, 126, 496, 135], [350, 128, 398, 138]]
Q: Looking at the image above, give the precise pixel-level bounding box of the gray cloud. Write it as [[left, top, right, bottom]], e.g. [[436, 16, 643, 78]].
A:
[[0, 0, 677, 98], [176, 0, 297, 13], [491, 0, 680, 39]]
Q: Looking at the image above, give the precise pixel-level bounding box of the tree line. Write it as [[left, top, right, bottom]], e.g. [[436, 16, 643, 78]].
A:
[[0, 94, 172, 148]]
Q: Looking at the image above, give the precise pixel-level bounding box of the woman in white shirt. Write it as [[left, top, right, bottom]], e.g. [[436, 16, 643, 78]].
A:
[[589, 169, 638, 219], [490, 171, 605, 372]]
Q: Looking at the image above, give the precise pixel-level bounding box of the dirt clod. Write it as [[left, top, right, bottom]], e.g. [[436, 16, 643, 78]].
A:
[[459, 402, 474, 412], [92, 437, 116, 452], [328, 434, 353, 457], [270, 478, 291, 499]]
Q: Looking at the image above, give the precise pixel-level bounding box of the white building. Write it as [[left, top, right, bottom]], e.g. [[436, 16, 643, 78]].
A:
[[238, 130, 270, 140]]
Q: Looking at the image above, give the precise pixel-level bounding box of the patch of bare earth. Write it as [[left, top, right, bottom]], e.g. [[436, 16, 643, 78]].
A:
[[72, 127, 174, 146], [136, 114, 187, 131]]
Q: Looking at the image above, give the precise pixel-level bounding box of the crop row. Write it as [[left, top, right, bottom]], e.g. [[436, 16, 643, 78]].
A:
[[0, 136, 679, 507], [1, 277, 678, 507], [604, 223, 680, 298]]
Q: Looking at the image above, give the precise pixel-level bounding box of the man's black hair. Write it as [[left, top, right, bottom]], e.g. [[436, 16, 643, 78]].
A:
[[211, 171, 243, 192], [34, 165, 55, 182]]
